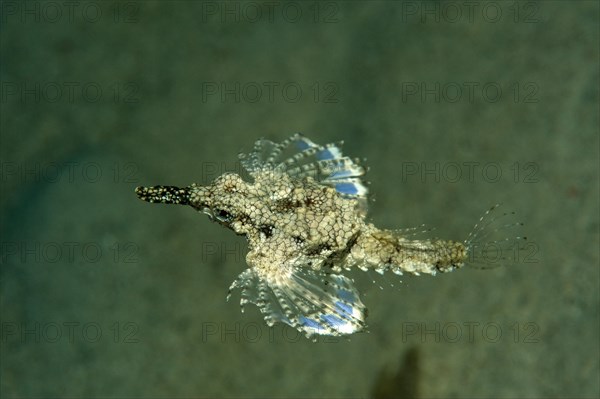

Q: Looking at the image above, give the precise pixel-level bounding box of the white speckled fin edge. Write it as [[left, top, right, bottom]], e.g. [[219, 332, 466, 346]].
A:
[[228, 265, 367, 338]]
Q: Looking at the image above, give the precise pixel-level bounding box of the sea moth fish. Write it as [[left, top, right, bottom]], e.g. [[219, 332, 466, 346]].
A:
[[135, 134, 524, 338]]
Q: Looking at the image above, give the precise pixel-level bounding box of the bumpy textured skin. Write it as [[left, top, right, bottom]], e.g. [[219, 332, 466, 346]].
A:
[[135, 134, 467, 337]]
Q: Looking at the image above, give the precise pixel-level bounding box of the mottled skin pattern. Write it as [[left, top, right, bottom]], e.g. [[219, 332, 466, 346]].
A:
[[136, 170, 467, 278], [135, 134, 473, 337]]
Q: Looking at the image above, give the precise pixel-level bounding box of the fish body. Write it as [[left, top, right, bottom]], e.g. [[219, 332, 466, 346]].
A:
[[136, 134, 479, 337]]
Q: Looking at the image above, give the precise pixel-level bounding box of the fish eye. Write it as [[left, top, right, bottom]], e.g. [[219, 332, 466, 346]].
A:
[[214, 208, 233, 223]]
